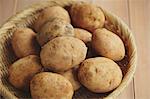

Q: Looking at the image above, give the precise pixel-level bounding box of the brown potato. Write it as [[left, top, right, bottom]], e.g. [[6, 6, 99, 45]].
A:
[[37, 18, 74, 46], [40, 37, 87, 72], [92, 28, 125, 61], [11, 28, 40, 58], [74, 28, 92, 43], [30, 72, 73, 99], [69, 2, 105, 32], [60, 67, 81, 91], [78, 57, 122, 93], [8, 55, 43, 91], [32, 6, 71, 32]]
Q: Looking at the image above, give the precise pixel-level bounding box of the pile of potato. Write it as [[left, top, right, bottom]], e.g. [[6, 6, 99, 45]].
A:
[[9, 2, 125, 99]]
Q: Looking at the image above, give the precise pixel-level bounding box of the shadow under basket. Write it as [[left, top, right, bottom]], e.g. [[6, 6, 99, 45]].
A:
[[0, 0, 137, 99]]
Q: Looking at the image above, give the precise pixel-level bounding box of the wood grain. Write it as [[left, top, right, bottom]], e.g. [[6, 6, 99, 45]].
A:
[[0, 0, 16, 25], [16, 0, 46, 12], [0, 1, 2, 25], [129, 0, 150, 99], [94, 0, 129, 24]]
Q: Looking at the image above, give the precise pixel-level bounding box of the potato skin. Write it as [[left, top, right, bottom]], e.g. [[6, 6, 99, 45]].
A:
[[70, 2, 105, 32], [40, 37, 87, 72], [78, 57, 122, 93], [8, 55, 43, 91], [60, 68, 81, 91], [30, 72, 73, 99], [37, 18, 74, 46], [74, 28, 92, 43], [11, 28, 40, 58], [92, 28, 125, 61], [32, 6, 71, 32]]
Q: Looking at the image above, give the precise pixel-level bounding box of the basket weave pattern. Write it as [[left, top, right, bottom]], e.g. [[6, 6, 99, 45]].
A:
[[0, 0, 137, 99]]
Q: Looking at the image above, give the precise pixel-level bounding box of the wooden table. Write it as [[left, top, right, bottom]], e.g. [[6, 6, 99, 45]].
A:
[[0, 0, 150, 99]]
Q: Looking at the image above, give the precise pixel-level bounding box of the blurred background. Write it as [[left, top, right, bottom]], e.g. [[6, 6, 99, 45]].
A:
[[0, 0, 150, 99]]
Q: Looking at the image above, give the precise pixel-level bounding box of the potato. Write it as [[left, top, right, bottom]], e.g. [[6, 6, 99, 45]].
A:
[[69, 2, 105, 32], [74, 28, 92, 43], [40, 37, 87, 72], [8, 55, 43, 91], [30, 72, 73, 99], [37, 18, 74, 46], [92, 28, 125, 61], [11, 28, 40, 58], [32, 6, 71, 32], [78, 57, 122, 93], [60, 68, 81, 91]]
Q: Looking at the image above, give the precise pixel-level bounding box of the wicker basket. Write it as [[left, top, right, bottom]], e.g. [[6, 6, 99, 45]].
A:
[[0, 0, 137, 99]]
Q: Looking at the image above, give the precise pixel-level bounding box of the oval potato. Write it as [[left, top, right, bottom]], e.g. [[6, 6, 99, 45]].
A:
[[70, 2, 105, 32], [8, 55, 43, 91], [11, 28, 40, 58], [92, 28, 125, 61], [30, 72, 73, 99], [40, 37, 87, 72], [74, 28, 92, 43], [37, 18, 74, 46], [32, 6, 71, 32], [78, 57, 122, 93]]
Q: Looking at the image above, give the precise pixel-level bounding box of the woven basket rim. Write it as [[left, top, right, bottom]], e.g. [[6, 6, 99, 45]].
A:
[[0, 0, 137, 99], [102, 8, 137, 99]]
